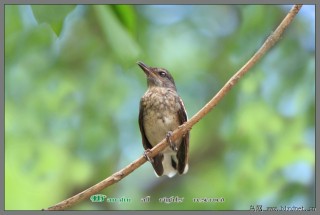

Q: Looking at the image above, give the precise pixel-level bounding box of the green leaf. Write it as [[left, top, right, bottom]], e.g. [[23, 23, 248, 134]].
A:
[[31, 5, 76, 36], [112, 5, 137, 36], [93, 5, 141, 62]]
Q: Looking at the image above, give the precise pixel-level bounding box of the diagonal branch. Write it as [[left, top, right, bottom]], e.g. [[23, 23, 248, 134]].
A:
[[45, 4, 303, 210]]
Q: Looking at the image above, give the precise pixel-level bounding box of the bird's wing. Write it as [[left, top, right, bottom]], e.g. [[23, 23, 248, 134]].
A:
[[176, 95, 190, 174], [139, 99, 164, 176], [139, 99, 153, 150]]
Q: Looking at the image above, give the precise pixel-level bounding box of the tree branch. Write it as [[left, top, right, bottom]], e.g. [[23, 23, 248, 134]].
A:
[[45, 4, 303, 210]]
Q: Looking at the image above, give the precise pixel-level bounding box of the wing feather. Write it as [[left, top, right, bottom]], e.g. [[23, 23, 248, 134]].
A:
[[176, 96, 189, 174]]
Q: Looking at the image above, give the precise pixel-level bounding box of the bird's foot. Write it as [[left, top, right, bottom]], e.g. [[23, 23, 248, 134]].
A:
[[143, 149, 154, 163], [167, 131, 178, 151]]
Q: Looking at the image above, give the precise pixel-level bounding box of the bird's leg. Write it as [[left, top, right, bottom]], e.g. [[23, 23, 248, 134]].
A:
[[143, 149, 154, 163], [167, 131, 178, 151]]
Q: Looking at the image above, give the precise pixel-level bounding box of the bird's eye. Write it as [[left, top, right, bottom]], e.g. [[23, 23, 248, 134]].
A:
[[159, 71, 166, 77]]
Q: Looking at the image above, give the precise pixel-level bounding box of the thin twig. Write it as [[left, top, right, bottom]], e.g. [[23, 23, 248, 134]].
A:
[[45, 4, 303, 210]]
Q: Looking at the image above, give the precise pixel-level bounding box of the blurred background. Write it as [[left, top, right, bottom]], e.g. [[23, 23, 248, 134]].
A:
[[4, 5, 315, 210]]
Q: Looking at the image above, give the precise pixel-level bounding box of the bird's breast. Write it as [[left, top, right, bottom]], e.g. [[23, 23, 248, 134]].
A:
[[141, 87, 182, 147]]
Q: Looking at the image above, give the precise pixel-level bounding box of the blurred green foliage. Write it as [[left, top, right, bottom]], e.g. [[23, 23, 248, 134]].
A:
[[31, 5, 76, 36], [4, 5, 315, 210]]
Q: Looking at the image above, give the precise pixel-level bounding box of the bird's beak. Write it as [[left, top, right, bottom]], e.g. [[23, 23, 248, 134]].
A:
[[137, 61, 157, 79]]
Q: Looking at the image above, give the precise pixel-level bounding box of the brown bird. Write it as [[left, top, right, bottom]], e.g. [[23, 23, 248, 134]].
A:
[[137, 61, 189, 177]]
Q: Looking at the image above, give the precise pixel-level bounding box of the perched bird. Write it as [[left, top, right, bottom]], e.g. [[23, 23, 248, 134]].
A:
[[137, 61, 189, 178]]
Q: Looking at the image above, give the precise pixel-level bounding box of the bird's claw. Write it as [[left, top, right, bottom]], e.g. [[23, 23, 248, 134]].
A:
[[167, 131, 178, 151], [143, 149, 154, 163]]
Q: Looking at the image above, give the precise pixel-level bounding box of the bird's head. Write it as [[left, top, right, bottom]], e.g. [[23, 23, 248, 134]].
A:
[[137, 61, 176, 90]]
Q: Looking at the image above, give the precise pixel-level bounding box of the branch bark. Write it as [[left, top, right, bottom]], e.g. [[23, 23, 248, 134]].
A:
[[45, 4, 303, 210]]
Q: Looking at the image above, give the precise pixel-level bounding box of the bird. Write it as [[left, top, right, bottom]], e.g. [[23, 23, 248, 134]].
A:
[[137, 61, 189, 178]]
